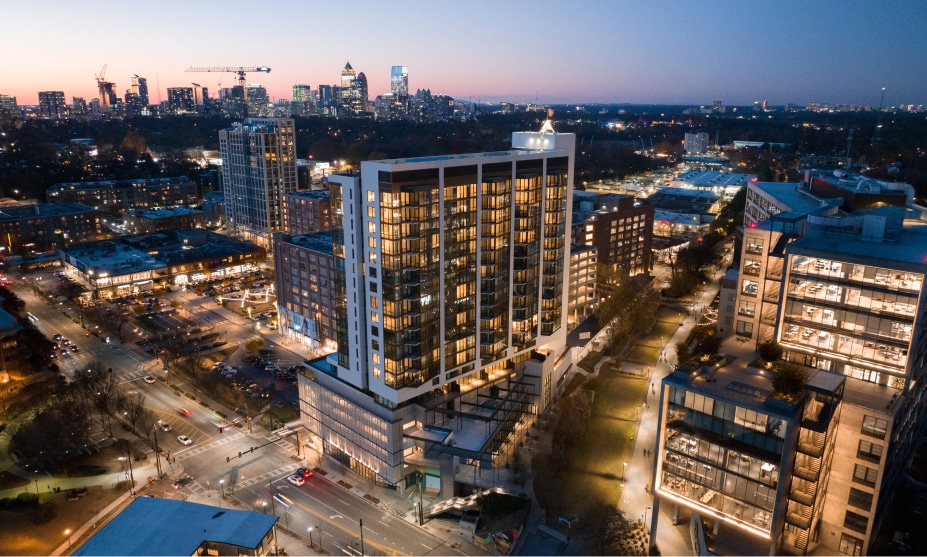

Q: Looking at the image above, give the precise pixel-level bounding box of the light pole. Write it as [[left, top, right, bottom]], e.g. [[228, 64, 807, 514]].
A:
[[65, 528, 71, 549], [262, 501, 267, 514], [307, 526, 313, 548], [220, 479, 225, 498], [644, 506, 651, 528], [622, 461, 628, 481], [637, 404, 642, 420]]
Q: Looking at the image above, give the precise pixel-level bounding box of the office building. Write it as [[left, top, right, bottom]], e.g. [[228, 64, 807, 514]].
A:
[[297, 126, 574, 494], [282, 190, 332, 236], [220, 118, 297, 250], [568, 243, 598, 328], [0, 94, 17, 118], [246, 84, 271, 117], [391, 66, 408, 97], [38, 91, 67, 119], [191, 83, 208, 113], [650, 172, 927, 555], [130, 75, 149, 107], [292, 84, 312, 115]]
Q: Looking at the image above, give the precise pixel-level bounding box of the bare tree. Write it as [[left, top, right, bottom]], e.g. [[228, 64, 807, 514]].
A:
[[581, 501, 633, 555]]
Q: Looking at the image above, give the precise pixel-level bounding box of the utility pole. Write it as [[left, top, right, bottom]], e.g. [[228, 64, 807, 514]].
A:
[[359, 518, 365, 556], [152, 427, 162, 478], [125, 440, 136, 495]]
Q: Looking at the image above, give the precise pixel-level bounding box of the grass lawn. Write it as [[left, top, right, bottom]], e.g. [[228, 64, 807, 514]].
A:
[[558, 369, 648, 515], [626, 307, 684, 365]]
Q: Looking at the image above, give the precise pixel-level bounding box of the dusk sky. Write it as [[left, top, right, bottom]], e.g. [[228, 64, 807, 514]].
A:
[[3, 0, 926, 107]]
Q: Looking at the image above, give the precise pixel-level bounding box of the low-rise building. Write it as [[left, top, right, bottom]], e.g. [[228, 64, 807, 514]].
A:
[[46, 176, 199, 213], [73, 497, 278, 556], [60, 229, 265, 298], [0, 202, 101, 256], [124, 207, 206, 234], [282, 189, 332, 235]]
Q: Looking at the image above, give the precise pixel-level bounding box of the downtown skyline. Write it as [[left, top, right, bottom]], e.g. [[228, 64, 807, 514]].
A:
[[2, 0, 926, 108]]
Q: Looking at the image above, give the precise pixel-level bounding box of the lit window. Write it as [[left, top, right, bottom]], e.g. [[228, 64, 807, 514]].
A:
[[372, 353, 380, 364], [368, 222, 376, 233], [369, 252, 377, 263], [368, 237, 377, 248], [370, 311, 379, 323], [370, 296, 378, 309], [366, 191, 375, 202], [372, 366, 381, 378]]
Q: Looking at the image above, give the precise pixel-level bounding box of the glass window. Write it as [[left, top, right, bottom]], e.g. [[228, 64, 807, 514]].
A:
[[738, 300, 756, 316], [857, 440, 883, 462], [746, 238, 764, 254], [366, 191, 375, 202], [368, 222, 376, 233], [370, 311, 379, 323], [843, 510, 869, 534], [736, 320, 754, 337], [861, 415, 887, 439], [852, 463, 878, 487], [369, 296, 378, 309], [742, 280, 758, 296], [848, 488, 873, 510]]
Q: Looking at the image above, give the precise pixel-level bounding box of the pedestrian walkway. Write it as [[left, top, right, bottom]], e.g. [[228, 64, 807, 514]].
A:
[[615, 265, 731, 556]]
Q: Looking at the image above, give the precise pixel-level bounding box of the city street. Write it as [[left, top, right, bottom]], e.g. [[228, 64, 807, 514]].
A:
[[10, 279, 478, 556]]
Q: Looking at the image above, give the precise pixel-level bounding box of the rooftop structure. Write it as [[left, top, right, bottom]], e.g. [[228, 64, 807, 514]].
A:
[[73, 497, 278, 556]]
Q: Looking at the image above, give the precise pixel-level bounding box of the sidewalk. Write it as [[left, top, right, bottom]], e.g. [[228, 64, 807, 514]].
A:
[[616, 266, 729, 556]]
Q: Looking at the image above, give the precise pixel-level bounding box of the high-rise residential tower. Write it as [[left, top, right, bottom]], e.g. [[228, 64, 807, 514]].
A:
[[296, 126, 575, 495], [390, 66, 408, 98], [219, 118, 297, 249], [38, 91, 67, 119]]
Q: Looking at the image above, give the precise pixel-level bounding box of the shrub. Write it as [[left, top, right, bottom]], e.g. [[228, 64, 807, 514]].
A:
[[184, 392, 195, 400]]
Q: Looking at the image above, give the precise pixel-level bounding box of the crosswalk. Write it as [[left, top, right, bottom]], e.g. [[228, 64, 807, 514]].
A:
[[232, 463, 301, 489], [175, 431, 246, 462]]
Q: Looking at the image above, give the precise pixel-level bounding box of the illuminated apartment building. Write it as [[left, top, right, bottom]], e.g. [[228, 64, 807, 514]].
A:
[[298, 127, 575, 493], [219, 118, 297, 250], [652, 182, 927, 554]]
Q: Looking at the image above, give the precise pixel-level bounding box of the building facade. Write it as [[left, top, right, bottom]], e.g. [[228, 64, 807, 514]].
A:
[[220, 118, 297, 250], [659, 177, 927, 554], [572, 191, 654, 276], [0, 202, 101, 256], [282, 190, 332, 236], [47, 176, 199, 213], [38, 91, 68, 119], [298, 128, 575, 493], [273, 231, 336, 350]]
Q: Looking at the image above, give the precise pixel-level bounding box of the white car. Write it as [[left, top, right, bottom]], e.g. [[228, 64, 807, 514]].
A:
[[287, 474, 305, 487], [159, 421, 171, 432], [177, 435, 193, 445]]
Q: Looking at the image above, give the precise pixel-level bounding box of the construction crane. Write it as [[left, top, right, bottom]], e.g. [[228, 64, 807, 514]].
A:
[[95, 64, 116, 112], [185, 66, 271, 99]]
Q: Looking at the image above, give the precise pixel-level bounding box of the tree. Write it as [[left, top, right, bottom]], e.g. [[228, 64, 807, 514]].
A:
[[757, 340, 784, 362], [581, 501, 633, 555], [245, 338, 266, 353], [771, 363, 808, 402], [675, 341, 691, 368]]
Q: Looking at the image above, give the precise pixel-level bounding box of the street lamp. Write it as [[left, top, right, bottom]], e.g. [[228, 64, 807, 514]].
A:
[[622, 461, 628, 481], [220, 479, 225, 498], [262, 501, 267, 514], [65, 528, 72, 549], [308, 526, 313, 548], [644, 506, 651, 528]]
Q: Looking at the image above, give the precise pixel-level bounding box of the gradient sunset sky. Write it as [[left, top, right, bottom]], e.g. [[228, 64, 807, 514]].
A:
[[3, 0, 926, 107]]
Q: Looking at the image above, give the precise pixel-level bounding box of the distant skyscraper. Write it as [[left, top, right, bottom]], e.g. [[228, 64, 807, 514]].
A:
[[0, 94, 17, 118], [71, 96, 87, 116], [191, 83, 208, 113], [390, 66, 408, 97], [97, 79, 118, 113], [292, 84, 312, 116], [354, 72, 368, 113], [38, 91, 67, 119], [131, 75, 149, 107], [340, 61, 355, 88], [166, 87, 195, 113], [317, 85, 332, 114], [124, 92, 144, 117], [246, 84, 270, 117], [219, 118, 297, 249]]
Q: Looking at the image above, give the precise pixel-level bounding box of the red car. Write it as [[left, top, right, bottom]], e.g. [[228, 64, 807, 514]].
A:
[[179, 408, 193, 417], [295, 467, 313, 479]]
